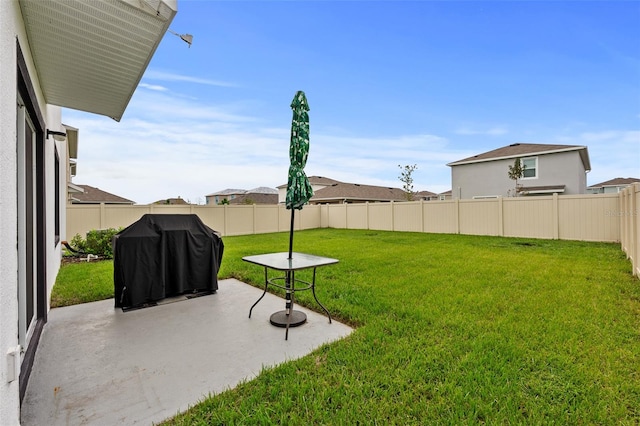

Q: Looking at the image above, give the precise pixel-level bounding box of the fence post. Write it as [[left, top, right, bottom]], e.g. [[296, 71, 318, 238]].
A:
[[390, 201, 395, 231], [498, 197, 504, 237], [224, 204, 228, 236], [420, 199, 425, 233], [553, 193, 559, 240], [630, 184, 639, 277], [344, 203, 348, 229], [455, 199, 460, 234], [99, 202, 106, 230], [366, 202, 370, 230]]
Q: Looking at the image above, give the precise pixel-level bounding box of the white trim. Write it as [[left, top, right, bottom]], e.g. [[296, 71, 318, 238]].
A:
[[472, 195, 500, 199], [521, 188, 565, 195], [521, 156, 538, 180]]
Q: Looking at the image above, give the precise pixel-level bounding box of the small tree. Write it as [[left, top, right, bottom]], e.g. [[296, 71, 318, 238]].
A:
[[398, 164, 418, 201], [508, 158, 526, 196]]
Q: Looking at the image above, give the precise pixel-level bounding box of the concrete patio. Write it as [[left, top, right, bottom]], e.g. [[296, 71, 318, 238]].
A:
[[20, 278, 353, 425]]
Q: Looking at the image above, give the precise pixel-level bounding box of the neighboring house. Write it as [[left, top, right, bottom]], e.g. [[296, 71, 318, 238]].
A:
[[152, 197, 189, 205], [587, 177, 640, 194], [206, 189, 247, 205], [278, 176, 414, 205], [447, 143, 591, 199], [437, 190, 452, 201], [416, 190, 438, 201], [70, 185, 135, 205], [277, 176, 342, 204], [309, 182, 408, 204], [229, 187, 278, 205], [1, 1, 176, 423]]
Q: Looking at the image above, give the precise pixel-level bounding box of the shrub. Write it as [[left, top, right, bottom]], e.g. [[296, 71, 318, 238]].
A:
[[69, 228, 122, 258]]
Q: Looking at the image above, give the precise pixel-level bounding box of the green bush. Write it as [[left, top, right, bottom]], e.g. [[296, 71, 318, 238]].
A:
[[69, 228, 122, 258]]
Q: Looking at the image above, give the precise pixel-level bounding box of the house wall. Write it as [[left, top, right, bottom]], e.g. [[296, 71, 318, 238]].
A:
[[1, 2, 65, 423], [0, 3, 21, 422], [451, 151, 587, 199]]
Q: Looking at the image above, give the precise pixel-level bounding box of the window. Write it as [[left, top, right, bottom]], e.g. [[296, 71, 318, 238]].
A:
[[522, 157, 537, 179]]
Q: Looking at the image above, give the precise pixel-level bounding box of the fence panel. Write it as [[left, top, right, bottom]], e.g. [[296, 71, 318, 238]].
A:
[[254, 205, 281, 234], [66, 191, 638, 279], [300, 205, 322, 230], [393, 201, 423, 232], [367, 203, 393, 231], [66, 205, 103, 239], [345, 203, 368, 229], [326, 204, 348, 229], [422, 201, 458, 234], [619, 183, 639, 277], [558, 194, 619, 242], [192, 206, 226, 234], [503, 196, 555, 239], [459, 199, 500, 236]]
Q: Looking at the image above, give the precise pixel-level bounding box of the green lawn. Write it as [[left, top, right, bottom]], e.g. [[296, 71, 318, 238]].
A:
[[52, 229, 640, 424]]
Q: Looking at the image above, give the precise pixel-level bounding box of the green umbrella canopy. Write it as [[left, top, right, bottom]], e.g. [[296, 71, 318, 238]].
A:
[[286, 91, 314, 210]]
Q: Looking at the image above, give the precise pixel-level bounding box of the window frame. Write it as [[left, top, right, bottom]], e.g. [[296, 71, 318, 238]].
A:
[[521, 156, 538, 180]]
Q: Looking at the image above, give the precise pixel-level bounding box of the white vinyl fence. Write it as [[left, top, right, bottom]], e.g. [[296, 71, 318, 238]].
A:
[[66, 185, 640, 278]]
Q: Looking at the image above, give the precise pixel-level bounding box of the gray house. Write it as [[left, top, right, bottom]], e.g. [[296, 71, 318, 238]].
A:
[[447, 143, 591, 199], [587, 177, 640, 194]]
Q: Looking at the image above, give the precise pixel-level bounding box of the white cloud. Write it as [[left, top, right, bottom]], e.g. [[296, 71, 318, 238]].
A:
[[63, 83, 639, 205], [138, 83, 168, 92], [455, 126, 509, 136], [144, 70, 237, 88]]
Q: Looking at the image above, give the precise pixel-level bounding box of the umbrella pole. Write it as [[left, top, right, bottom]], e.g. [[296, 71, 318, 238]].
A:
[[288, 208, 295, 259], [285, 208, 295, 319]]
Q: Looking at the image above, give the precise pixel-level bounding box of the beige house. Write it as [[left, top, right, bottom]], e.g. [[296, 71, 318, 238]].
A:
[[416, 190, 438, 201], [0, 1, 177, 422], [447, 143, 591, 199], [229, 189, 279, 205], [310, 182, 408, 204], [206, 189, 248, 205], [587, 177, 640, 194]]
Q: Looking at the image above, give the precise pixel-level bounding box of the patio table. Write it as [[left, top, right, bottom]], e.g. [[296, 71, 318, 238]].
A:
[[243, 252, 338, 339]]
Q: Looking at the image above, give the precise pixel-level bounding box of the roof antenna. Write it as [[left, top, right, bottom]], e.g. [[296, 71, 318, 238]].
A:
[[167, 29, 193, 48]]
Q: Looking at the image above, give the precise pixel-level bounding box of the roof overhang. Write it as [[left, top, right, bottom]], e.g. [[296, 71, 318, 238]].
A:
[[67, 182, 84, 194], [520, 185, 566, 195], [447, 146, 592, 172], [19, 0, 177, 121]]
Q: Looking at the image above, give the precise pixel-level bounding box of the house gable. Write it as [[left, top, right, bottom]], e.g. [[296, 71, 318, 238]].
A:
[[448, 143, 591, 199]]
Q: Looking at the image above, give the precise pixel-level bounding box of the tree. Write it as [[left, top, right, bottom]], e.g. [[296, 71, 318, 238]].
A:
[[398, 164, 418, 201], [507, 158, 526, 196]]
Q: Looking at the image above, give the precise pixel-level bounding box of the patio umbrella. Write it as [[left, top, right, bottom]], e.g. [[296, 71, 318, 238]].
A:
[[275, 90, 313, 335], [285, 90, 314, 258]]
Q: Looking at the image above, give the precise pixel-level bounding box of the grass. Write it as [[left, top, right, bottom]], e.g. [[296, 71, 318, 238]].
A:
[[51, 259, 114, 307], [52, 229, 640, 424]]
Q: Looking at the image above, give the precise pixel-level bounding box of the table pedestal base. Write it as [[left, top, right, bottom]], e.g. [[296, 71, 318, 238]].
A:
[[270, 310, 307, 328]]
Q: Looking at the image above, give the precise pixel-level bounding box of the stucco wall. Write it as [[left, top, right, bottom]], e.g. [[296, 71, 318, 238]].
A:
[[1, 2, 64, 424], [1, 2, 22, 423], [451, 151, 588, 199]]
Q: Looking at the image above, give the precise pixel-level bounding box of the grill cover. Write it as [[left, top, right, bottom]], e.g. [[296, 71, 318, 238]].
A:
[[113, 214, 224, 309]]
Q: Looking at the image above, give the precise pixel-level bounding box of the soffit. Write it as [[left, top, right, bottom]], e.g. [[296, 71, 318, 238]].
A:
[[19, 0, 177, 121]]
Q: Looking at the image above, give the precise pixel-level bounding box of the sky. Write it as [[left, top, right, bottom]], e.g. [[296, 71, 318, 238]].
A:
[[63, 0, 640, 205]]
